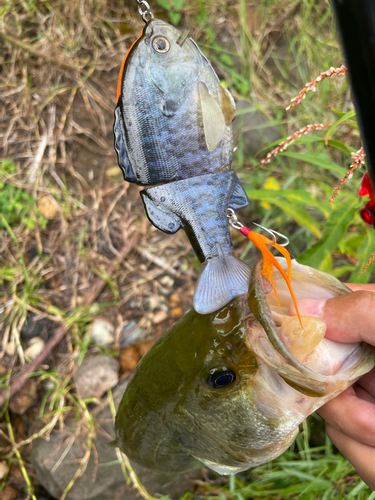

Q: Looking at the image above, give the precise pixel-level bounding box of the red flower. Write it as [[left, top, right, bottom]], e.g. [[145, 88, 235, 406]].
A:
[[359, 172, 375, 227]]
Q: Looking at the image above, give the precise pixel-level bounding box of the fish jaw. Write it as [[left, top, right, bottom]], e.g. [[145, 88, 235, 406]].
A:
[[248, 258, 375, 396]]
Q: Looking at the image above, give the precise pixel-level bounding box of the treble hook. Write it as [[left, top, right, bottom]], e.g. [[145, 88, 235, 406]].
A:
[[252, 223, 290, 247]]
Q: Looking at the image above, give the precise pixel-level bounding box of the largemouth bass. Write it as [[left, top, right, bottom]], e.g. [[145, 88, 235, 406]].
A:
[[115, 259, 375, 475]]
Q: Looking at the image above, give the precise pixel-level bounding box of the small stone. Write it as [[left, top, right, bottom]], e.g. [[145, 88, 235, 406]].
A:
[[120, 346, 140, 372], [105, 166, 122, 178], [8, 379, 38, 415], [169, 293, 180, 306], [159, 275, 174, 288], [88, 318, 115, 347], [0, 484, 18, 500], [31, 379, 201, 500], [0, 365, 9, 377], [120, 321, 147, 346], [37, 195, 59, 219], [5, 340, 16, 356], [0, 461, 9, 481], [24, 337, 45, 361], [171, 307, 183, 318], [153, 310, 167, 324], [74, 355, 119, 399], [136, 340, 155, 357]]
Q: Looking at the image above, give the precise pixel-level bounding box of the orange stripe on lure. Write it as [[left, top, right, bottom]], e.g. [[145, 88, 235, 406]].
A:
[[240, 226, 303, 327], [116, 29, 144, 102]]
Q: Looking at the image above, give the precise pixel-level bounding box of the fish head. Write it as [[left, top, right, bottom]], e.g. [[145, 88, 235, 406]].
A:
[[116, 299, 302, 475], [144, 19, 204, 116], [117, 19, 205, 116], [115, 259, 375, 475]]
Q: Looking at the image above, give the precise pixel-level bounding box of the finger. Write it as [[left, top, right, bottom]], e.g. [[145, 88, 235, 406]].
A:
[[290, 290, 375, 343], [356, 367, 375, 398], [354, 384, 375, 404], [318, 387, 375, 447], [326, 424, 375, 490], [345, 283, 375, 292]]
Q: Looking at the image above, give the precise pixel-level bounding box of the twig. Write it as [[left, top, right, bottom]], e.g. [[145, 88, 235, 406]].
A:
[[0, 325, 67, 408], [0, 233, 138, 407], [28, 131, 48, 184]]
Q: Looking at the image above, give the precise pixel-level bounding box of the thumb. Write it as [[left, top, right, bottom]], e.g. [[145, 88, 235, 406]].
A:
[[290, 289, 375, 345]]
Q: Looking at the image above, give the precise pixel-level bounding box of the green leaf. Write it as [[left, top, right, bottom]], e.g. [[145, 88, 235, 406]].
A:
[[315, 138, 352, 154], [156, 0, 170, 9], [246, 189, 322, 237], [298, 199, 359, 269], [169, 11, 181, 25], [349, 229, 375, 283], [325, 109, 357, 144], [173, 0, 184, 9], [279, 151, 346, 177]]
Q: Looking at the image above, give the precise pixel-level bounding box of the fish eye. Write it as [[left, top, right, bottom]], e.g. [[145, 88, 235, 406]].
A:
[[153, 36, 170, 53], [207, 369, 236, 389]]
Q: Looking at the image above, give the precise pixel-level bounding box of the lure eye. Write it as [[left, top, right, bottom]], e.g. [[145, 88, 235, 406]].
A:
[[153, 36, 170, 53], [207, 369, 236, 389]]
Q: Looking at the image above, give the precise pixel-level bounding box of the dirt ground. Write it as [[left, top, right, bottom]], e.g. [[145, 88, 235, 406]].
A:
[[0, 1, 263, 497]]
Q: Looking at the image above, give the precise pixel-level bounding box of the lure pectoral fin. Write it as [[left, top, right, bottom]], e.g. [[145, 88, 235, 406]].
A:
[[141, 193, 182, 234], [218, 84, 236, 126], [199, 82, 226, 151]]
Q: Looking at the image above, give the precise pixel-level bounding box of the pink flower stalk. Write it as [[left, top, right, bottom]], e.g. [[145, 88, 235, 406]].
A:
[[360, 251, 375, 275], [252, 123, 332, 169], [286, 65, 347, 111], [329, 147, 365, 203]]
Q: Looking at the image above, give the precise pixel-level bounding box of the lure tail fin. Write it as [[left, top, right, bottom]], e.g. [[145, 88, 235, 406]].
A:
[[194, 253, 250, 315]]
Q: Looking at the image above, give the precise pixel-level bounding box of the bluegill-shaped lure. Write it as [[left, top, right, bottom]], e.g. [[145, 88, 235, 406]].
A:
[[114, 18, 250, 314]]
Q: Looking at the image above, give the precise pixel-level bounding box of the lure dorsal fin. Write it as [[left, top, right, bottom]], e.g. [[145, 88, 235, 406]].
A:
[[198, 82, 225, 151], [117, 29, 144, 102]]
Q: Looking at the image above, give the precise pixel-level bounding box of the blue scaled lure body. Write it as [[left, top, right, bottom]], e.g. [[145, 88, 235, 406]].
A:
[[114, 17, 250, 314]]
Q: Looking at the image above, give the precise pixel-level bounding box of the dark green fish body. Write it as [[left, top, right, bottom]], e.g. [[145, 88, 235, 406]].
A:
[[116, 259, 375, 474]]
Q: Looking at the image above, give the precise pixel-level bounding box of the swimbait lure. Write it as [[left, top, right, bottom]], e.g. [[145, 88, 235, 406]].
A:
[[114, 13, 252, 314]]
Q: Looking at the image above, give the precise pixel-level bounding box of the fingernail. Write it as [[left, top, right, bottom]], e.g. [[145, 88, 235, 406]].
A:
[[290, 299, 326, 318]]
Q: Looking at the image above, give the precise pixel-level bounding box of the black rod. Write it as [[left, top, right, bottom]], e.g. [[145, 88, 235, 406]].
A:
[[330, 0, 375, 191]]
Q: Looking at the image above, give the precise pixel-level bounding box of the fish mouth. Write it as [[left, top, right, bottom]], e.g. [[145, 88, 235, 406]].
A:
[[248, 258, 375, 396]]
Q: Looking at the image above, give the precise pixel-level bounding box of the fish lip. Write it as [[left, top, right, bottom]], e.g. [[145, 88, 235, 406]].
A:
[[247, 258, 375, 393]]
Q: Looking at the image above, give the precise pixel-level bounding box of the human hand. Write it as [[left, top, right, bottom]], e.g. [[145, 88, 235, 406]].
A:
[[292, 284, 375, 490]]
